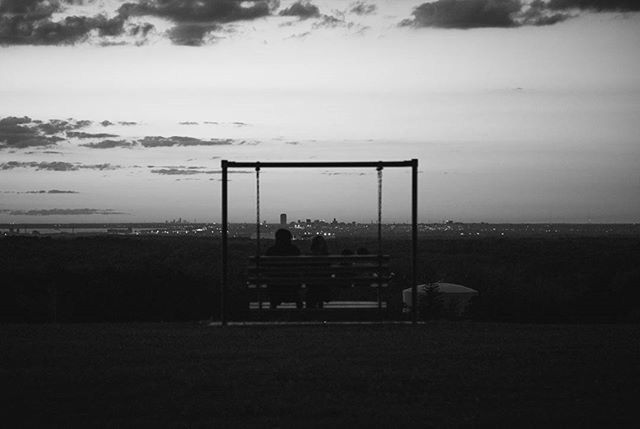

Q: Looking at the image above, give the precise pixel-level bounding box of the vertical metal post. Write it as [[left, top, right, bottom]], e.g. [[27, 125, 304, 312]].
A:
[[376, 163, 383, 316], [411, 158, 418, 325], [221, 160, 228, 326]]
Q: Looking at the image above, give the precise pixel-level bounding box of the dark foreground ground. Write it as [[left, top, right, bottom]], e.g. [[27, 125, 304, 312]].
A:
[[2, 323, 639, 428]]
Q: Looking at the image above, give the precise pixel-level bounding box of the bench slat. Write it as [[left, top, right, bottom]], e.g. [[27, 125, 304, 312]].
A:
[[248, 283, 389, 288], [249, 255, 389, 263], [248, 266, 389, 274], [247, 278, 390, 283], [246, 254, 392, 291]]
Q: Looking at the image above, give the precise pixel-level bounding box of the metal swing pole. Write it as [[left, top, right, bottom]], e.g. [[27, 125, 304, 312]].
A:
[[255, 164, 262, 311], [221, 160, 228, 326], [411, 158, 418, 325], [376, 163, 383, 316]]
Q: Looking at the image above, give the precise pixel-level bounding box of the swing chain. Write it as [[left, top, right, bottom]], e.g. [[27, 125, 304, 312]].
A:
[[256, 164, 261, 252], [255, 164, 262, 308]]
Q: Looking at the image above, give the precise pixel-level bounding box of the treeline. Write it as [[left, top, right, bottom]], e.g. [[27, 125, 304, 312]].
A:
[[1, 235, 639, 323]]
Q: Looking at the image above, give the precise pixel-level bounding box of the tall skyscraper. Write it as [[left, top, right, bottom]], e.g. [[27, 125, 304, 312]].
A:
[[280, 213, 287, 225]]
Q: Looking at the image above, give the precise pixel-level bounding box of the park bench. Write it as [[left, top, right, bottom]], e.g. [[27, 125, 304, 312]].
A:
[[247, 254, 391, 309]]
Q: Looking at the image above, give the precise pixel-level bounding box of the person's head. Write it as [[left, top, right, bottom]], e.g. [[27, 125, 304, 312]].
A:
[[274, 229, 293, 245], [310, 235, 328, 254], [341, 248, 354, 256], [356, 247, 369, 255]]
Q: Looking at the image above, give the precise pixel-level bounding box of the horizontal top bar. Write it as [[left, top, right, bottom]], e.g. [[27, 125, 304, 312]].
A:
[[222, 160, 417, 169]]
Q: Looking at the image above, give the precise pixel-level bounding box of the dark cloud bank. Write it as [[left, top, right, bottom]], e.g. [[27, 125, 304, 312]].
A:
[[0, 116, 74, 149], [0, 116, 127, 149], [546, 0, 640, 12], [1, 116, 247, 150], [0, 0, 153, 45], [138, 136, 236, 147], [0, 0, 283, 46], [1, 0, 639, 48], [402, 0, 640, 29], [0, 161, 118, 171]]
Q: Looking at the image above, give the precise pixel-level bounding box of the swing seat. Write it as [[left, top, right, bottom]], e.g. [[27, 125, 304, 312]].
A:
[[247, 254, 391, 307]]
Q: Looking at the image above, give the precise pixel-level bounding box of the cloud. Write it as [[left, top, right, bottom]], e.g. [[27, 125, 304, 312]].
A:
[[1, 208, 126, 216], [0, 1, 158, 46], [168, 22, 219, 46], [0, 116, 64, 149], [118, 121, 138, 126], [402, 0, 522, 28], [117, 0, 277, 45], [0, 11, 128, 45], [0, 0, 280, 47], [35, 118, 91, 134], [150, 166, 252, 175], [0, 132, 62, 149], [26, 150, 63, 154], [80, 139, 135, 149], [0, 0, 61, 20], [402, 0, 573, 28], [0, 161, 119, 171], [119, 0, 275, 23], [519, 0, 571, 25], [22, 189, 79, 194], [546, 0, 640, 11], [0, 116, 123, 148], [67, 131, 119, 138], [279, 1, 320, 19], [312, 14, 361, 30], [349, 2, 376, 16], [151, 168, 211, 175], [138, 136, 236, 147], [0, 116, 32, 126]]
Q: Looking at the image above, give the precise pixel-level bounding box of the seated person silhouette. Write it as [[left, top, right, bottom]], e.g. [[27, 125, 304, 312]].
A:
[[265, 229, 301, 309], [306, 235, 331, 309]]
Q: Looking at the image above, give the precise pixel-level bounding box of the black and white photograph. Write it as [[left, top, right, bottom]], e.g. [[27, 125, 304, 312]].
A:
[[1, 0, 639, 426]]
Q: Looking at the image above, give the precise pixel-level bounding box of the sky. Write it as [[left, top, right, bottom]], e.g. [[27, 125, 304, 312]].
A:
[[1, 0, 639, 224]]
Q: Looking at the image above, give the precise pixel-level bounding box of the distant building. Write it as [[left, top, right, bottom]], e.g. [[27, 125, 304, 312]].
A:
[[280, 213, 287, 225]]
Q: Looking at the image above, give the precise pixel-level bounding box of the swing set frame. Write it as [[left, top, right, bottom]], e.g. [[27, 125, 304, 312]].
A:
[[220, 159, 419, 325]]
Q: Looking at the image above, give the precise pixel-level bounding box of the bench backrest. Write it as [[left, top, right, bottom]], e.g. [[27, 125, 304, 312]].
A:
[[247, 254, 390, 287]]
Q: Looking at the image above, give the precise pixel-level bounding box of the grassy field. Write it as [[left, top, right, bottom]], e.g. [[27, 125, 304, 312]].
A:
[[3, 235, 640, 323], [2, 322, 639, 428]]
